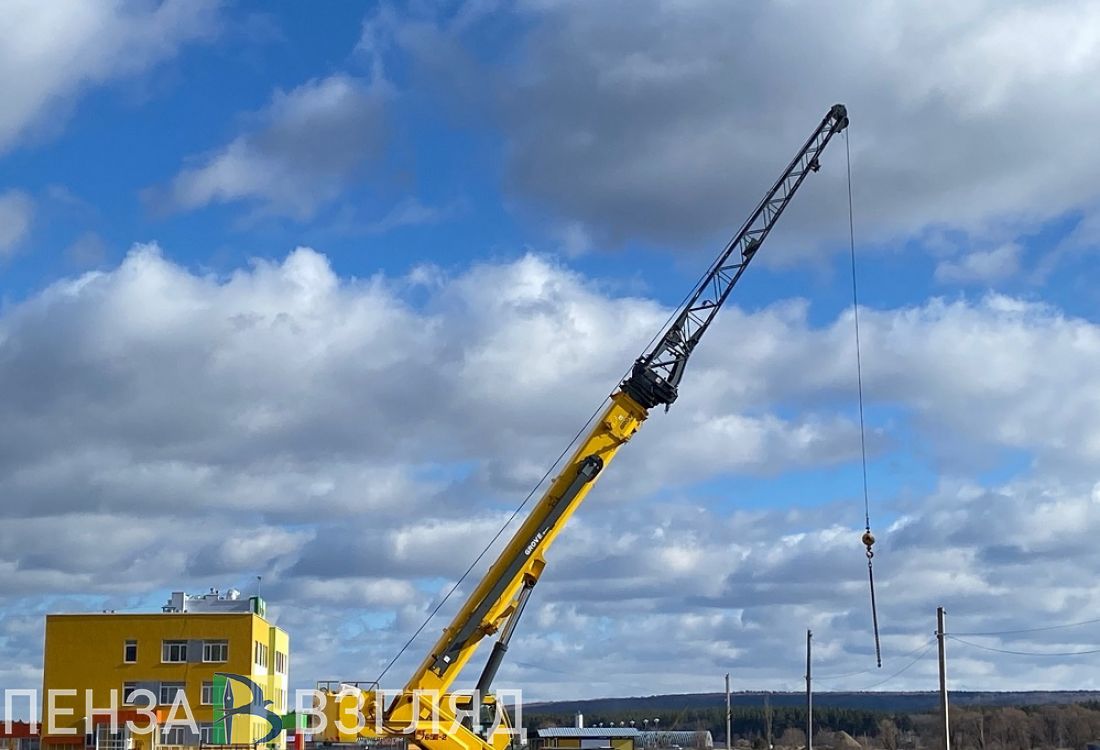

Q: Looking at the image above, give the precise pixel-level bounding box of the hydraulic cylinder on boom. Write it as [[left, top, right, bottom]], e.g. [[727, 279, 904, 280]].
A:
[[321, 103, 849, 750]]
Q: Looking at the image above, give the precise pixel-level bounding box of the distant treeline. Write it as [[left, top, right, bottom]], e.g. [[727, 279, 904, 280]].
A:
[[525, 705, 897, 741], [526, 699, 1100, 750], [526, 691, 1100, 716]]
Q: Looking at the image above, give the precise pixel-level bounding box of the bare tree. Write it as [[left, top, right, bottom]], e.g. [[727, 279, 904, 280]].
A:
[[990, 707, 1030, 750], [1062, 704, 1097, 750], [909, 714, 941, 749], [879, 719, 899, 750]]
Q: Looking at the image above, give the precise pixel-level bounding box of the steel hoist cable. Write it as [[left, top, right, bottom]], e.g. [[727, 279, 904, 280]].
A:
[[368, 105, 851, 692], [370, 293, 705, 686], [844, 128, 881, 668]]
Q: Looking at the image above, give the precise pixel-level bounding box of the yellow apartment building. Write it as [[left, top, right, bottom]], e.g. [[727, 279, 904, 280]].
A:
[[42, 589, 289, 750]]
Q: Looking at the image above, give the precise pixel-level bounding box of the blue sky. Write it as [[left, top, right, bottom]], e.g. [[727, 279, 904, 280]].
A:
[[4, 0, 1100, 701], [6, 1, 1096, 320]]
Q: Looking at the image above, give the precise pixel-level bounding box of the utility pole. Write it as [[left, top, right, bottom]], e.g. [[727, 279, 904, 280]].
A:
[[806, 629, 813, 750], [725, 674, 732, 750], [937, 607, 950, 750], [764, 692, 773, 750]]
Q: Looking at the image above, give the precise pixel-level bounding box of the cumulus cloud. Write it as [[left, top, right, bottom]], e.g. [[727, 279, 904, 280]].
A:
[[935, 244, 1022, 285], [152, 74, 389, 219], [0, 190, 33, 258], [396, 1, 1100, 256], [497, 477, 1100, 696], [3, 247, 1100, 696], [0, 0, 219, 153]]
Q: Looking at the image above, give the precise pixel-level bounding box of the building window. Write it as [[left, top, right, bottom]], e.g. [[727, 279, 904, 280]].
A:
[[199, 724, 214, 745], [253, 640, 268, 668], [274, 650, 287, 674], [201, 681, 214, 706], [159, 682, 185, 706], [122, 682, 139, 705], [123, 640, 137, 663], [97, 725, 128, 750], [161, 640, 187, 663], [202, 640, 228, 663], [161, 726, 189, 746]]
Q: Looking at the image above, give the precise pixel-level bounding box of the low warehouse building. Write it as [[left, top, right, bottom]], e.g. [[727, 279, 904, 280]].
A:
[[638, 731, 714, 749], [535, 727, 640, 750]]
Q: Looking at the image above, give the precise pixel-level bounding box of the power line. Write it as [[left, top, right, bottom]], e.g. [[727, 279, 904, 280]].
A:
[[812, 667, 879, 682], [815, 639, 936, 682], [814, 637, 932, 690], [947, 616, 1100, 637], [855, 641, 936, 690], [947, 635, 1100, 657]]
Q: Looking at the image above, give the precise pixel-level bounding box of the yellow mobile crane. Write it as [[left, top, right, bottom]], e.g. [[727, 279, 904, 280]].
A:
[[320, 104, 849, 750]]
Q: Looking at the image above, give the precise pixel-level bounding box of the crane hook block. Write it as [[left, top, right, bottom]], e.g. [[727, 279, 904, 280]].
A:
[[862, 529, 875, 559]]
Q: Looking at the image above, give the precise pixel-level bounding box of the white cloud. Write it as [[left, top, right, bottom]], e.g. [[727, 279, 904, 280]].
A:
[[666, 294, 1100, 474], [0, 0, 219, 153], [935, 244, 1022, 285], [0, 190, 33, 258], [2, 247, 1100, 696], [365, 197, 459, 234], [397, 1, 1100, 255], [154, 74, 389, 219]]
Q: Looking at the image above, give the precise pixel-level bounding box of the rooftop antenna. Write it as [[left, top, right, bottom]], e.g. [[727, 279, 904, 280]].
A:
[[256, 575, 263, 598]]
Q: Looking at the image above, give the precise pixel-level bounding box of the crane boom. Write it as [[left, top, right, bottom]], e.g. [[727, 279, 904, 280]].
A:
[[345, 104, 848, 750], [623, 103, 849, 409]]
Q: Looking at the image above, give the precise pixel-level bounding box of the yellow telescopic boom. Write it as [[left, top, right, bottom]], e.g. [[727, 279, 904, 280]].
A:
[[340, 104, 849, 750]]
